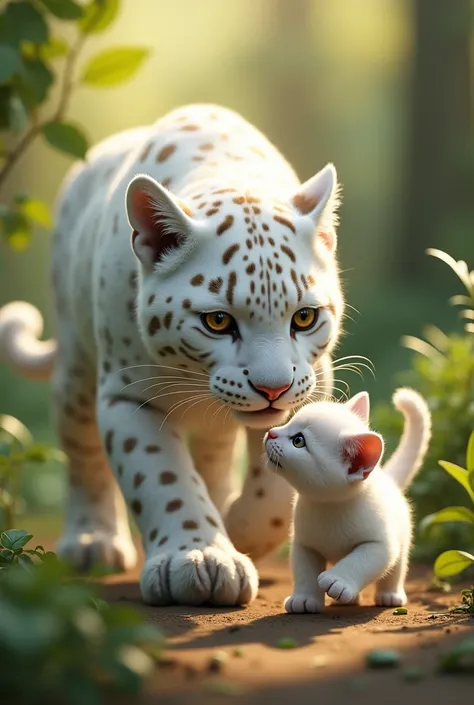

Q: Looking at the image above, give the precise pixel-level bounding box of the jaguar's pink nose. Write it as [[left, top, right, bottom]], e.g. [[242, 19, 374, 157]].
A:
[[267, 430, 279, 439], [253, 382, 291, 401]]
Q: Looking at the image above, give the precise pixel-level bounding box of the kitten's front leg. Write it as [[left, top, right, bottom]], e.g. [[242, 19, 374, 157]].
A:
[[97, 396, 258, 606], [318, 542, 392, 604], [285, 542, 326, 614]]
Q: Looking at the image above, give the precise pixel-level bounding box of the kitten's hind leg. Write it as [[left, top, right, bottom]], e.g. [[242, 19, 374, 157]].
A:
[[284, 543, 326, 614], [374, 543, 409, 607]]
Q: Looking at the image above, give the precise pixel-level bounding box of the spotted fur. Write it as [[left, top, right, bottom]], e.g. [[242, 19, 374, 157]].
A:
[[0, 104, 344, 607]]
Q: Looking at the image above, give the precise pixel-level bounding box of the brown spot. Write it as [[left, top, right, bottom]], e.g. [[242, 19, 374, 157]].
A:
[[233, 196, 245, 205], [216, 215, 234, 236], [158, 536, 168, 546], [214, 188, 237, 194], [162, 177, 172, 188], [148, 316, 161, 336], [183, 520, 199, 530], [193, 537, 202, 543], [291, 269, 303, 302], [105, 430, 114, 454], [164, 312, 173, 329], [251, 466, 261, 478], [206, 516, 218, 528], [199, 143, 214, 151], [179, 545, 187, 551], [139, 142, 153, 161], [148, 294, 155, 306], [280, 245, 296, 262], [206, 208, 218, 216], [182, 298, 192, 309], [180, 124, 199, 131], [149, 528, 158, 542], [222, 243, 240, 265], [191, 275, 204, 286], [270, 517, 284, 528], [131, 499, 142, 515], [274, 215, 296, 233], [123, 437, 137, 453], [226, 271, 237, 306], [134, 472, 145, 489], [166, 498, 183, 512], [160, 471, 178, 485], [209, 277, 223, 294], [292, 192, 319, 215], [157, 144, 176, 162], [256, 488, 265, 498], [276, 263, 283, 274]]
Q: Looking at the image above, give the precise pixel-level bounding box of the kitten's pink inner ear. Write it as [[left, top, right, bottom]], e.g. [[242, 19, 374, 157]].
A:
[[342, 432, 383, 478], [345, 392, 370, 423]]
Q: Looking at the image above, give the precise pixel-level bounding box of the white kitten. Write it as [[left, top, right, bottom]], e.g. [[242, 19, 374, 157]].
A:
[[264, 388, 431, 613]]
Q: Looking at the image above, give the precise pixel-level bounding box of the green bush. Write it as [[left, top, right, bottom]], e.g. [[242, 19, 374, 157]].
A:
[[0, 529, 163, 704], [373, 249, 474, 560]]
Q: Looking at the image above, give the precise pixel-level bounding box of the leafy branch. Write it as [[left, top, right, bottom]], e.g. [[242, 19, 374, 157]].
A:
[[0, 0, 150, 249]]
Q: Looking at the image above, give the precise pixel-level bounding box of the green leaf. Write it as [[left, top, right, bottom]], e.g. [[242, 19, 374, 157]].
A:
[[434, 550, 474, 578], [0, 45, 22, 81], [80, 46, 150, 87], [438, 638, 474, 673], [1, 529, 32, 551], [438, 460, 474, 502], [17, 58, 54, 108], [42, 121, 89, 159], [22, 36, 69, 61], [469, 469, 474, 497], [8, 94, 28, 133], [19, 199, 53, 228], [420, 506, 474, 532], [79, 0, 119, 34], [1, 211, 31, 250], [37, 0, 84, 20], [467, 431, 474, 472], [5, 2, 49, 45]]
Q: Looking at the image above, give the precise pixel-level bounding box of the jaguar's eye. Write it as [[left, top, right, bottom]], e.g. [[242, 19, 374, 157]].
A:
[[291, 307, 319, 332], [292, 433, 306, 449], [201, 311, 236, 334]]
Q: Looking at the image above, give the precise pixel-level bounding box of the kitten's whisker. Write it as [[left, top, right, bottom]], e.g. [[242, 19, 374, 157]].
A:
[[119, 363, 209, 377], [139, 380, 209, 394]]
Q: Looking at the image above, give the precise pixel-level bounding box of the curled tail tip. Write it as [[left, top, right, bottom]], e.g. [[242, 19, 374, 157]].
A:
[[392, 386, 431, 419], [0, 301, 56, 381]]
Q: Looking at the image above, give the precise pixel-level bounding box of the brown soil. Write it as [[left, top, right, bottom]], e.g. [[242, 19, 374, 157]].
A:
[[100, 556, 474, 705]]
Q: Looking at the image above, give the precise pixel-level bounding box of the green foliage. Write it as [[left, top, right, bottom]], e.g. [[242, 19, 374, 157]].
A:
[[451, 586, 474, 614], [0, 414, 65, 530], [373, 250, 474, 560], [0, 0, 150, 249], [438, 638, 474, 674], [0, 528, 57, 571], [0, 546, 163, 703]]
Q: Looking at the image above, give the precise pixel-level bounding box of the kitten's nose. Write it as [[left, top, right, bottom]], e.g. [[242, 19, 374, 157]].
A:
[[253, 382, 292, 401], [267, 430, 279, 439]]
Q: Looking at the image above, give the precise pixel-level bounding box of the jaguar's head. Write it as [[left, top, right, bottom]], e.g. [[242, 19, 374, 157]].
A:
[[125, 164, 344, 429]]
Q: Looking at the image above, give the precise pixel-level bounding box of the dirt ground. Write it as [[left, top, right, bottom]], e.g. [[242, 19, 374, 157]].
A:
[[100, 555, 474, 705]]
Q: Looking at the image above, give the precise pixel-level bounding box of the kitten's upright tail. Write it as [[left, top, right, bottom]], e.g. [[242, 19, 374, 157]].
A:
[[0, 302, 56, 381], [383, 387, 431, 490]]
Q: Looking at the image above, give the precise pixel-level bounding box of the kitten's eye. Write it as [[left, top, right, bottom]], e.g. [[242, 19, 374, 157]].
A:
[[201, 311, 236, 334], [292, 433, 306, 449], [291, 307, 319, 332]]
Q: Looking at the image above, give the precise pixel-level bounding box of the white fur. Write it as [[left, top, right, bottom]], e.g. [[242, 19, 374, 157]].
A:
[[0, 104, 345, 606], [264, 387, 431, 612]]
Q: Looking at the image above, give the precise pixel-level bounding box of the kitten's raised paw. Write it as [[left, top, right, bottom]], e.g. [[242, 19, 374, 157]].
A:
[[317, 570, 359, 604], [374, 590, 407, 607], [284, 594, 324, 614]]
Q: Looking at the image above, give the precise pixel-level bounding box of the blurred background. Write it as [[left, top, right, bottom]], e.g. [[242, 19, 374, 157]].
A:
[[1, 0, 473, 537]]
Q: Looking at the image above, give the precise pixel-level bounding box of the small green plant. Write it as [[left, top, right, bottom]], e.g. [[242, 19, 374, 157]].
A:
[[373, 249, 474, 559], [0, 0, 150, 249], [0, 527, 57, 572], [421, 430, 474, 580], [451, 587, 474, 615], [0, 533, 163, 703], [0, 414, 65, 530], [438, 638, 474, 674]]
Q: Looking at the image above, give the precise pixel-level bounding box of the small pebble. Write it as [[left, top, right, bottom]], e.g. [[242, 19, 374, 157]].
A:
[[233, 648, 244, 658], [277, 637, 298, 649], [403, 666, 424, 682], [208, 651, 228, 673], [366, 649, 400, 668], [393, 607, 408, 615]]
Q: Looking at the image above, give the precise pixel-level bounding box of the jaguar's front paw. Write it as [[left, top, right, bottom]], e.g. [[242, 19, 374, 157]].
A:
[[317, 570, 359, 605], [140, 546, 259, 606], [284, 593, 324, 614], [57, 531, 137, 573]]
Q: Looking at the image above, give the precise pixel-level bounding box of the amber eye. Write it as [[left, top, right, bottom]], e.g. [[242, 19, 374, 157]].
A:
[[291, 307, 319, 331], [201, 311, 236, 334], [292, 433, 306, 449]]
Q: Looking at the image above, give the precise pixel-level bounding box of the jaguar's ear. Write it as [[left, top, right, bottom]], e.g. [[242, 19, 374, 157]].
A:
[[126, 174, 199, 271], [291, 163, 340, 252]]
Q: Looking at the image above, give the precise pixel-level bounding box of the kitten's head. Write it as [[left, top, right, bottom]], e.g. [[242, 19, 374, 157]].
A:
[[264, 392, 384, 500]]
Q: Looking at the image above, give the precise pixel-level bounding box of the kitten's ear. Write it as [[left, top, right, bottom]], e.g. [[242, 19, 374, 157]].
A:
[[126, 174, 198, 270], [340, 431, 384, 482], [345, 391, 370, 423], [290, 163, 340, 252]]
